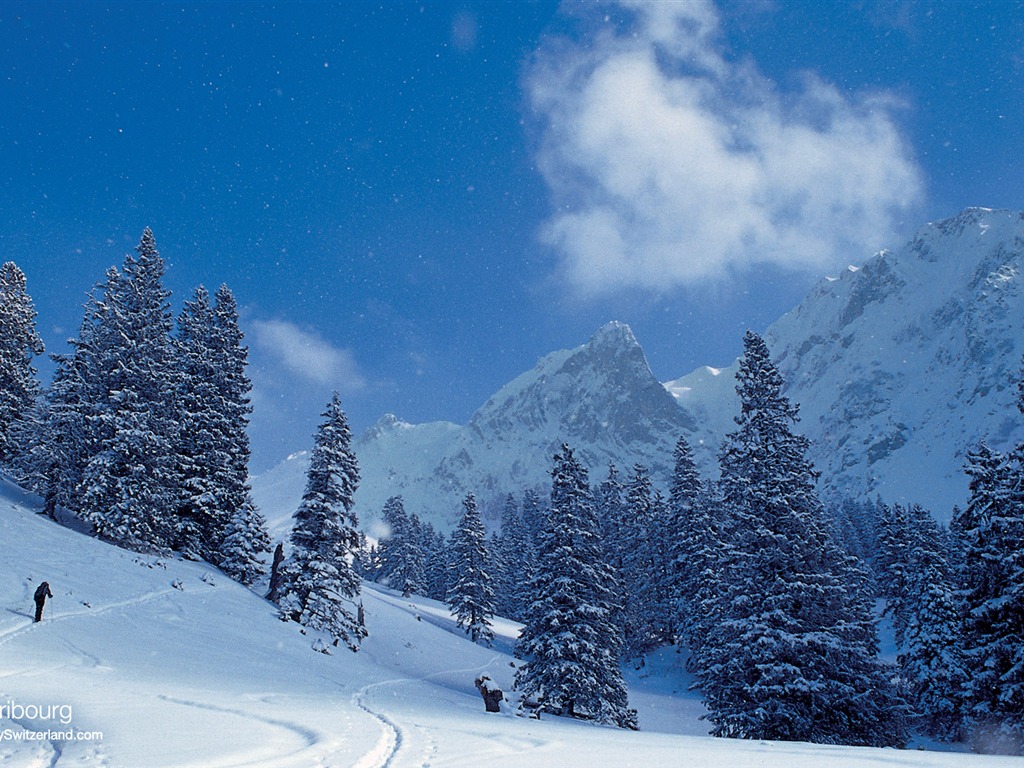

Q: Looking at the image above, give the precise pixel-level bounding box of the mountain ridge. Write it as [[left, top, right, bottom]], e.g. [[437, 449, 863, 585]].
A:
[[253, 208, 1024, 530]]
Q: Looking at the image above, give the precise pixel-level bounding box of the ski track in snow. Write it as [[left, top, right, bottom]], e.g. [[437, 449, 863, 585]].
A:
[[0, 588, 178, 651], [351, 652, 505, 768], [156, 694, 322, 766], [351, 680, 405, 768], [0, 588, 177, 768]]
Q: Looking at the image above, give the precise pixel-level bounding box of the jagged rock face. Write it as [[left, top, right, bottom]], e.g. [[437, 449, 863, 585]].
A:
[[669, 208, 1024, 517], [348, 322, 699, 529]]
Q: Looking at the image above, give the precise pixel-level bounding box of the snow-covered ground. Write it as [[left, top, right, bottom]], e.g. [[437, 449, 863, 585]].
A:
[[0, 477, 1018, 767]]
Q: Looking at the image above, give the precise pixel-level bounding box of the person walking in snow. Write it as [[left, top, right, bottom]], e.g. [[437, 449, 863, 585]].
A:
[[33, 581, 52, 623]]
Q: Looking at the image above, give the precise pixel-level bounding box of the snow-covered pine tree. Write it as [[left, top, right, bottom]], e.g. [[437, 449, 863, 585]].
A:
[[219, 499, 272, 587], [0, 262, 44, 467], [515, 443, 636, 729], [174, 285, 228, 560], [210, 284, 269, 581], [898, 505, 969, 741], [376, 496, 424, 597], [28, 301, 105, 517], [666, 435, 710, 650], [621, 464, 659, 662], [959, 438, 1024, 752], [493, 493, 534, 622], [699, 330, 904, 747], [596, 463, 626, 569], [521, 487, 546, 548], [277, 393, 365, 651], [77, 231, 179, 550], [447, 492, 495, 645], [877, 501, 914, 648], [421, 523, 451, 602]]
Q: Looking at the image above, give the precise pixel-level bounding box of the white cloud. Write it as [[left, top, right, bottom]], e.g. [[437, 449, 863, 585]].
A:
[[528, 0, 924, 294], [251, 319, 366, 390]]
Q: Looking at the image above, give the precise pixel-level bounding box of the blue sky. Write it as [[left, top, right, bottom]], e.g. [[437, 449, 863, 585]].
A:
[[2, 1, 1022, 471]]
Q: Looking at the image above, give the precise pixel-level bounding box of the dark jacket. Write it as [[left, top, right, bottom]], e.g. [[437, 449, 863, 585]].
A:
[[34, 582, 52, 603]]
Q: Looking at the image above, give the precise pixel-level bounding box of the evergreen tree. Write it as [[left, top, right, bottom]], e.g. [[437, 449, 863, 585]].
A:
[[621, 463, 659, 661], [447, 492, 495, 645], [174, 285, 228, 559], [521, 488, 546, 548], [515, 444, 636, 729], [493, 494, 534, 621], [0, 262, 44, 467], [960, 440, 1024, 751], [666, 435, 709, 650], [278, 393, 365, 651], [421, 524, 451, 602], [698, 331, 904, 746], [210, 284, 267, 574], [877, 501, 914, 648], [376, 496, 424, 596], [76, 233, 179, 550]]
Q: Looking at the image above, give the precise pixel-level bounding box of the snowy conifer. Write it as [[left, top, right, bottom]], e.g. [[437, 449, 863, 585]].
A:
[[76, 232, 179, 550], [699, 331, 904, 746], [376, 496, 424, 596], [278, 393, 365, 651], [493, 494, 534, 621], [447, 493, 495, 645], [515, 444, 636, 729], [0, 262, 44, 467], [960, 440, 1024, 751]]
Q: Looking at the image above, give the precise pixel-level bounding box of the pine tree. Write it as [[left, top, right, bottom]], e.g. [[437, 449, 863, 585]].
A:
[[877, 501, 914, 648], [376, 496, 424, 596], [219, 500, 272, 587], [0, 262, 44, 467], [278, 393, 365, 651], [515, 444, 636, 729], [210, 284, 267, 575], [421, 524, 451, 602], [76, 233, 179, 550], [447, 492, 495, 645], [29, 304, 103, 517], [960, 439, 1024, 751], [621, 463, 659, 662], [666, 435, 709, 650], [493, 494, 534, 621], [174, 285, 227, 559], [699, 331, 904, 746]]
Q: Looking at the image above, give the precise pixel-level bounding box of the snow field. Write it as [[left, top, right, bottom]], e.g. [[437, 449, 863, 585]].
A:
[[0, 478, 1021, 767]]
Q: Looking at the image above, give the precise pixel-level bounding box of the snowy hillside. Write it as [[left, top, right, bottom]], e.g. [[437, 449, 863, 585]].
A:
[[1, 476, 1019, 767]]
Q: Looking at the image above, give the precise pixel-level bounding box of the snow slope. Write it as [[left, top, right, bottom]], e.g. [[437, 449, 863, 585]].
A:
[[1, 478, 1021, 766]]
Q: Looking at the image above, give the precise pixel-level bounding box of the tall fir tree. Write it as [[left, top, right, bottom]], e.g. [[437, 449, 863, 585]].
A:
[[376, 496, 424, 597], [278, 393, 365, 651], [447, 492, 495, 645], [515, 444, 636, 729], [493, 493, 534, 621], [174, 285, 228, 560], [0, 262, 44, 467], [698, 331, 904, 747], [210, 284, 268, 579], [959, 437, 1024, 752], [666, 435, 710, 651], [621, 464, 660, 662], [76, 231, 179, 550]]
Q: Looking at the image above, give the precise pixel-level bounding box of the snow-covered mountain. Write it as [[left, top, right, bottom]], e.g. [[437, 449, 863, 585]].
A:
[[254, 208, 1024, 531], [347, 321, 702, 529], [668, 207, 1024, 518]]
